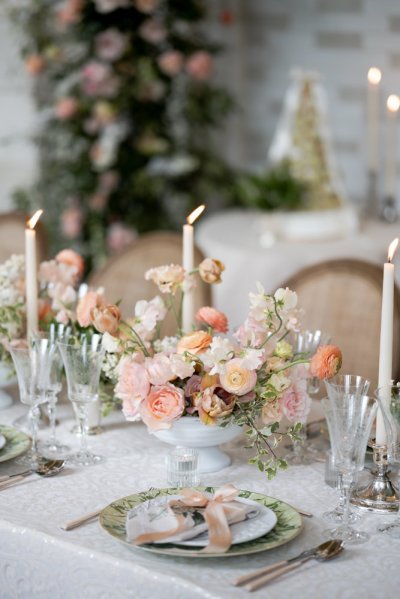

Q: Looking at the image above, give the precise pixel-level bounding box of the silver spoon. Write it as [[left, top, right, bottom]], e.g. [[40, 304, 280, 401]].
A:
[[0, 459, 65, 489], [234, 539, 344, 591]]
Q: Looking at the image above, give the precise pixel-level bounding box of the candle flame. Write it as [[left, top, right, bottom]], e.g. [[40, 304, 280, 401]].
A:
[[387, 94, 400, 113], [367, 67, 382, 85], [388, 238, 399, 262], [187, 204, 205, 225], [27, 209, 43, 230]]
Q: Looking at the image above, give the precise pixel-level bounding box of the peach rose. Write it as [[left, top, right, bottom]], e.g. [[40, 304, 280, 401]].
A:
[[219, 358, 257, 396], [91, 304, 121, 334], [310, 345, 342, 380], [176, 331, 212, 355], [196, 306, 228, 333], [116, 357, 150, 420], [76, 289, 105, 327], [25, 54, 45, 75], [140, 383, 185, 430], [193, 386, 235, 425], [198, 258, 225, 284], [56, 249, 85, 279]]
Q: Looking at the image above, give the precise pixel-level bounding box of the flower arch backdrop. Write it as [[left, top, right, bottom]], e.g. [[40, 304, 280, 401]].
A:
[[8, 0, 235, 270]]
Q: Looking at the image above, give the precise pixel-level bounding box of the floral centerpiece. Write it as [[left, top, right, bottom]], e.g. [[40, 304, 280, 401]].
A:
[[80, 258, 342, 479], [0, 255, 26, 367]]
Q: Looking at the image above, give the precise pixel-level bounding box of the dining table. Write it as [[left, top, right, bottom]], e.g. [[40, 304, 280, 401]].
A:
[[1, 394, 400, 599]]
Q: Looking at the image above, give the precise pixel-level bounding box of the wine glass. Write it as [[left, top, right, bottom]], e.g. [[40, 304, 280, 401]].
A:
[[322, 394, 378, 544], [34, 324, 71, 457], [9, 341, 56, 467], [58, 335, 105, 466], [375, 385, 400, 538], [286, 329, 331, 465], [322, 374, 371, 523]]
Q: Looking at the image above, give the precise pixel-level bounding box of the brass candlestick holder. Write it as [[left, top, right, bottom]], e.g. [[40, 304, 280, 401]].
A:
[[351, 443, 399, 513]]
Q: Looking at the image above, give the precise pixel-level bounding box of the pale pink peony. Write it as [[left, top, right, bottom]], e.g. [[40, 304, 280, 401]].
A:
[[116, 356, 150, 420], [76, 289, 105, 327], [145, 353, 174, 385], [310, 345, 342, 380], [280, 380, 311, 423], [176, 331, 212, 355], [185, 51, 213, 81], [157, 50, 184, 76], [219, 358, 257, 396], [56, 249, 85, 280], [139, 19, 167, 44], [55, 97, 79, 120], [140, 383, 185, 430], [95, 28, 128, 62], [196, 306, 228, 333]]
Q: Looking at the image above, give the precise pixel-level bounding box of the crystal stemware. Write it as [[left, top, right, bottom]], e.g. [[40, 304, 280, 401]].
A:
[[375, 385, 400, 537], [58, 335, 104, 466], [286, 329, 331, 465], [322, 394, 378, 544], [9, 341, 56, 467], [35, 324, 71, 457]]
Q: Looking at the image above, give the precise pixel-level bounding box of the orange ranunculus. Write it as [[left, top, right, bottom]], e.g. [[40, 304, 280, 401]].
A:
[[219, 358, 257, 396], [198, 258, 225, 284], [310, 345, 342, 380], [195, 306, 228, 333], [176, 331, 212, 355], [76, 289, 105, 327], [91, 304, 121, 334]]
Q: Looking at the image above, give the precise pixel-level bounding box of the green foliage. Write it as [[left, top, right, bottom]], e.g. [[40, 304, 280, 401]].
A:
[[234, 160, 310, 212]]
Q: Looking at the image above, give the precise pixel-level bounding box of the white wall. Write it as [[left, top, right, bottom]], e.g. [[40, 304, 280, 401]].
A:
[[0, 6, 37, 212]]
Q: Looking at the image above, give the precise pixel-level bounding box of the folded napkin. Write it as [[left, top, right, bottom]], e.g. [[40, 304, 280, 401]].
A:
[[126, 484, 257, 553]]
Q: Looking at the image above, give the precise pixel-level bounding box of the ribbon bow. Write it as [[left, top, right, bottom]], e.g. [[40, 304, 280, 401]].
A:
[[134, 484, 245, 553]]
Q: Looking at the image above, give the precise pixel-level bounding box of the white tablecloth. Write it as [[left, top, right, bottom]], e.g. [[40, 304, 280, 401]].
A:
[[196, 210, 400, 329], [1, 397, 400, 599]]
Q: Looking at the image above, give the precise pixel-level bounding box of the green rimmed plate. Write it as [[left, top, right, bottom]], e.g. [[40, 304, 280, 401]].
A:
[[99, 487, 303, 558], [0, 424, 31, 463]]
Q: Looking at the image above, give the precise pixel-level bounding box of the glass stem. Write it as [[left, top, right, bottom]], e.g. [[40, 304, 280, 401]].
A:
[[29, 406, 40, 465], [337, 474, 347, 513], [341, 474, 353, 532], [47, 395, 57, 445], [76, 403, 89, 455], [293, 426, 307, 456]]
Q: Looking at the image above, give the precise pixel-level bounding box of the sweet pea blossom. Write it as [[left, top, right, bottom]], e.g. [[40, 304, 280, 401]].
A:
[[144, 264, 185, 294], [145, 353, 174, 385], [102, 331, 121, 353], [169, 353, 195, 379], [201, 337, 235, 375], [134, 296, 166, 331], [237, 348, 264, 370]]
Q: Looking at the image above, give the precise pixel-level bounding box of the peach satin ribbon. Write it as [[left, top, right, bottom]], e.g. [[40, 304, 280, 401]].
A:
[[134, 484, 246, 553]]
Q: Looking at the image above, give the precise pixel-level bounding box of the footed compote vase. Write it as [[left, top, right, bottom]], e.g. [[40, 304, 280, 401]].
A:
[[153, 417, 242, 473]]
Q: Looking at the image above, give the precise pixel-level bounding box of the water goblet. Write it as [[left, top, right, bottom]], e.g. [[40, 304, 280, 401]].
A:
[[322, 394, 378, 544], [325, 374, 370, 402], [9, 341, 56, 467], [58, 335, 105, 466], [34, 324, 71, 457]]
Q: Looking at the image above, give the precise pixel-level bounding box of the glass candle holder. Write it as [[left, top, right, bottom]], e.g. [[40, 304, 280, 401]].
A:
[[166, 447, 200, 488]]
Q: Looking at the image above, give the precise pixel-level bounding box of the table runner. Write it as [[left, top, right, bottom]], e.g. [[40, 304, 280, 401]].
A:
[[1, 399, 400, 598]]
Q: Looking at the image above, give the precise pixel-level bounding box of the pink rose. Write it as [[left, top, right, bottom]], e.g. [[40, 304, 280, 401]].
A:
[[140, 383, 185, 430], [116, 356, 150, 420], [55, 97, 79, 120], [76, 289, 105, 327], [95, 28, 128, 62], [185, 51, 213, 81], [196, 306, 228, 333], [280, 381, 311, 423], [310, 345, 342, 380], [145, 354, 174, 385], [139, 19, 167, 44], [56, 249, 85, 280], [157, 50, 183, 76], [219, 358, 257, 396]]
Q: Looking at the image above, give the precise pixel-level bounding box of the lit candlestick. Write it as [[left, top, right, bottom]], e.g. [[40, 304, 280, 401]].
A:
[[367, 67, 382, 173], [182, 204, 205, 332], [376, 237, 399, 445], [25, 209, 43, 337], [385, 94, 400, 199]]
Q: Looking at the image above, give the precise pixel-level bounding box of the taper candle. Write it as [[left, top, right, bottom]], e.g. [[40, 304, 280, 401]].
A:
[[385, 94, 400, 199], [182, 205, 205, 333], [367, 67, 382, 173], [25, 210, 43, 337]]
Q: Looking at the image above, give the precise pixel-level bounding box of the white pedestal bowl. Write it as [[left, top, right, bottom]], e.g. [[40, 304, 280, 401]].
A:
[[153, 417, 242, 473]]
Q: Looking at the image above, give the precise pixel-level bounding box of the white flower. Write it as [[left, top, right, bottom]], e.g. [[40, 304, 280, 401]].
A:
[[201, 337, 235, 375], [248, 282, 274, 322], [169, 353, 195, 379], [269, 372, 291, 394], [134, 295, 167, 331], [237, 348, 264, 370], [102, 332, 121, 353], [144, 264, 185, 294], [153, 336, 178, 354], [274, 287, 298, 311]]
